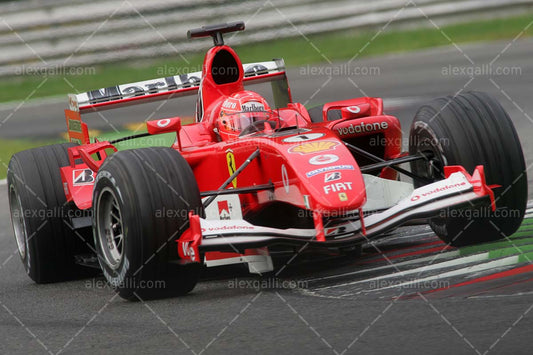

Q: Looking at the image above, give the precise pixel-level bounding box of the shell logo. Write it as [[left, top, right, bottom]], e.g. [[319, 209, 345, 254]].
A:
[[289, 141, 339, 155]]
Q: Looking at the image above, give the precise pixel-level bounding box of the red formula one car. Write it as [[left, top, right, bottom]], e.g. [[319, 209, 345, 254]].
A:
[[8, 22, 527, 300]]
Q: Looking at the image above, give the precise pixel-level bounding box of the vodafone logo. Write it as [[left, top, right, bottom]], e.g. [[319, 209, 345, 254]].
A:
[[411, 182, 467, 202], [336, 121, 388, 136], [346, 105, 360, 114], [157, 118, 171, 128]]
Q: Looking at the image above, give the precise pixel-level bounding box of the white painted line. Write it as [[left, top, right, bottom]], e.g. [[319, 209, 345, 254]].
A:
[[307, 250, 460, 284], [468, 291, 533, 299], [364, 255, 520, 293], [0, 179, 6, 186], [314, 251, 484, 290], [307, 200, 533, 290]]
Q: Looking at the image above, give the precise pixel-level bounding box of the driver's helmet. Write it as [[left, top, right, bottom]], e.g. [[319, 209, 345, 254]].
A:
[[217, 90, 272, 141]]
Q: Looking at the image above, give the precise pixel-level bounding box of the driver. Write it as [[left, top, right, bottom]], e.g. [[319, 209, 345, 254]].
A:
[[217, 90, 276, 141]]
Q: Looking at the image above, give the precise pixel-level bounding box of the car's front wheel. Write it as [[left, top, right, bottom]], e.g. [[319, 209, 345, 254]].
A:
[[93, 147, 203, 300], [409, 91, 527, 246]]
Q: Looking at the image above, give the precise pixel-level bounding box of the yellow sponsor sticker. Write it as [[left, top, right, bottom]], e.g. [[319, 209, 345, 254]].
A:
[[289, 141, 339, 155], [338, 192, 348, 201]]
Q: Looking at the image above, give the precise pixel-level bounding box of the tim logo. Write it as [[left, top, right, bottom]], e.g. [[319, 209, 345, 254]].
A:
[[73, 169, 94, 185], [324, 172, 341, 182]]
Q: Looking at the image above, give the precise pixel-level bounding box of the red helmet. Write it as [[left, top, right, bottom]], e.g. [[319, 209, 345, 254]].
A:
[[217, 91, 272, 141]]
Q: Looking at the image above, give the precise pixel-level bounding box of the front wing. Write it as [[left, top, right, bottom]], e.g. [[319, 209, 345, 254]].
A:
[[178, 166, 495, 262]]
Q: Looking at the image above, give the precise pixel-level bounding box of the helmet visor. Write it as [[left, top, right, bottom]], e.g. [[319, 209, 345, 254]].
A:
[[228, 110, 271, 132]]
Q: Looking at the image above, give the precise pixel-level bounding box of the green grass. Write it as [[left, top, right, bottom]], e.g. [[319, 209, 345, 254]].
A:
[[0, 139, 60, 179], [1, 13, 532, 103], [1, 13, 533, 178], [0, 130, 177, 179], [93, 130, 177, 151]]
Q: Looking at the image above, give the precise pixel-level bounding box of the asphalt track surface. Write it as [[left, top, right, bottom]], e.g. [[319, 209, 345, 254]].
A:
[[1, 38, 533, 354]]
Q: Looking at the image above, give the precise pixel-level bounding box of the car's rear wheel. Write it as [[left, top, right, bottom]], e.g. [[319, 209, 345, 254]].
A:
[[7, 143, 94, 282], [93, 147, 203, 300], [409, 91, 527, 246]]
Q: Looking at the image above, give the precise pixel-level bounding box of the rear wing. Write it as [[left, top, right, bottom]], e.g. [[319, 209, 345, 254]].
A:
[[65, 59, 290, 144], [68, 59, 289, 113]]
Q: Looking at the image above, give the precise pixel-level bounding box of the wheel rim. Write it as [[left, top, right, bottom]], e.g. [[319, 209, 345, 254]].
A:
[[420, 150, 445, 181], [9, 185, 27, 260], [411, 136, 446, 187], [96, 187, 124, 269]]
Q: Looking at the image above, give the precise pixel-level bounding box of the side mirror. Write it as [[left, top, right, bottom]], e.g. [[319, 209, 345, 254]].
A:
[[146, 117, 182, 134], [340, 103, 370, 120], [146, 117, 183, 150]]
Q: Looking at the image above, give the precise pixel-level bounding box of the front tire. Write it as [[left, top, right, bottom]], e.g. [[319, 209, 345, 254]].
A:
[[93, 147, 203, 300], [409, 91, 527, 246]]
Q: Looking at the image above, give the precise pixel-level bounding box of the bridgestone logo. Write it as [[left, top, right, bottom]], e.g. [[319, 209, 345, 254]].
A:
[[337, 121, 388, 136]]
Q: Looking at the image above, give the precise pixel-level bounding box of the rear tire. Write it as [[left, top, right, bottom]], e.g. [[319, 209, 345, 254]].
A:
[[7, 143, 94, 282], [409, 91, 527, 246], [93, 147, 203, 300]]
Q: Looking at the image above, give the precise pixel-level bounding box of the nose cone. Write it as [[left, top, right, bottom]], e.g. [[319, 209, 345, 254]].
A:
[[282, 136, 366, 213]]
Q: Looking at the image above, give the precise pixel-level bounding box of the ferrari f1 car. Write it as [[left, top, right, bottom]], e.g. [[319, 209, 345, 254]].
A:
[[8, 22, 527, 300]]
